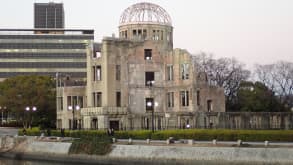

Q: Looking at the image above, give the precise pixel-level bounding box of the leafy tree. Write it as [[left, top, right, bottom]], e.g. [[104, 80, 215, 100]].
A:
[[0, 75, 56, 128], [234, 81, 284, 112]]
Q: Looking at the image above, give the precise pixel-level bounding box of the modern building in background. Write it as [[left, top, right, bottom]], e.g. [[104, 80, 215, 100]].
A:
[[34, 2, 64, 29], [56, 2, 225, 130], [0, 2, 93, 81], [0, 29, 94, 81]]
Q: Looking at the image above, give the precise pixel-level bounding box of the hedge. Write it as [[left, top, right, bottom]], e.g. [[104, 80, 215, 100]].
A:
[[18, 128, 293, 142], [18, 128, 108, 138], [150, 129, 293, 141]]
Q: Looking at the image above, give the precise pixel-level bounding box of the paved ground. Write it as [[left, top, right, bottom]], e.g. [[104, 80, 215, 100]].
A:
[[0, 127, 19, 136], [116, 139, 293, 147], [0, 127, 292, 148]]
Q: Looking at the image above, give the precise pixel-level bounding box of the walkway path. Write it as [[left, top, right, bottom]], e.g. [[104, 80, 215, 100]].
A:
[[0, 127, 18, 136], [117, 139, 293, 147]]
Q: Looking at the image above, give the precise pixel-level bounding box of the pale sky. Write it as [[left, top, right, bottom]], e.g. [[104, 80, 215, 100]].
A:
[[1, 0, 293, 68]]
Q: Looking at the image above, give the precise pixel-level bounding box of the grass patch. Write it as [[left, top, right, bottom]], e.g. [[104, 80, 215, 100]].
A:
[[69, 135, 112, 155]]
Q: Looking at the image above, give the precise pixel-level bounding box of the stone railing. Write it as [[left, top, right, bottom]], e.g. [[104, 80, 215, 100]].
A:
[[81, 107, 127, 116], [57, 111, 63, 116]]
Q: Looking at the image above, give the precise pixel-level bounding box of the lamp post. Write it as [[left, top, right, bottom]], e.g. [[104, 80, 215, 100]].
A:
[[146, 101, 158, 133], [25, 106, 37, 129], [0, 106, 6, 125], [146, 80, 158, 133], [146, 101, 154, 132], [68, 105, 80, 130]]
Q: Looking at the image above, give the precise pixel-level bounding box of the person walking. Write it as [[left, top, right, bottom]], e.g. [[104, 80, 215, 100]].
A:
[[107, 128, 112, 136], [111, 128, 115, 136]]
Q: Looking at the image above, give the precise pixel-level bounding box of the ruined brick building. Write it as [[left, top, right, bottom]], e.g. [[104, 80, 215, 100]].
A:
[[56, 2, 225, 130]]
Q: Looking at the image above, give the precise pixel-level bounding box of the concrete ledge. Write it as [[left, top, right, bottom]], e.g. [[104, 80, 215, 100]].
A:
[[26, 141, 71, 154], [109, 144, 293, 164], [0, 151, 292, 165], [1, 137, 293, 165]]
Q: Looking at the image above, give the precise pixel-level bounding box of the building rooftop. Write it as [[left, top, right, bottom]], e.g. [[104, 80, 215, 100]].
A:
[[0, 29, 94, 35]]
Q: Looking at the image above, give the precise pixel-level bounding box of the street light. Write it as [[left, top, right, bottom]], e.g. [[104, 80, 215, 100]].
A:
[[68, 105, 80, 130], [0, 106, 6, 125], [146, 101, 154, 132], [25, 106, 37, 112], [146, 80, 158, 133], [25, 106, 37, 128], [146, 101, 159, 133]]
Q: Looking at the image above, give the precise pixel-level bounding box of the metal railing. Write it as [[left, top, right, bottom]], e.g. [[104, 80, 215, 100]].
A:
[[81, 107, 127, 116]]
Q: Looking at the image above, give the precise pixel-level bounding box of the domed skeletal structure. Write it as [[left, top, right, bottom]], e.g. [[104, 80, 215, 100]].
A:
[[119, 2, 172, 26]]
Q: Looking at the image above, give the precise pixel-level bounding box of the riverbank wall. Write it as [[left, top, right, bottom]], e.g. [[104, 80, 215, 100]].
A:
[[0, 136, 293, 165]]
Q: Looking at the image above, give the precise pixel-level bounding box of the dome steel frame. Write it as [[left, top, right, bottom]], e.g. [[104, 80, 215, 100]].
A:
[[119, 2, 172, 26]]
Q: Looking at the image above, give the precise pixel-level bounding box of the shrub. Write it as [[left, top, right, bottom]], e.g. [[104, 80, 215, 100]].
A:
[[18, 127, 41, 136]]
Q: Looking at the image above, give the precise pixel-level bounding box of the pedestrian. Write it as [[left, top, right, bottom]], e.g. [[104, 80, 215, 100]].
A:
[[111, 128, 115, 136], [47, 128, 51, 136], [22, 128, 26, 136], [60, 128, 65, 137], [107, 128, 111, 136]]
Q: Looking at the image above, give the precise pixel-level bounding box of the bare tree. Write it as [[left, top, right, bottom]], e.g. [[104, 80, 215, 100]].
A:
[[255, 61, 293, 111], [254, 64, 276, 91], [192, 52, 250, 110]]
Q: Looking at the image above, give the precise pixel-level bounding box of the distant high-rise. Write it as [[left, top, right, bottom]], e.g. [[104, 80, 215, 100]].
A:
[[34, 2, 64, 29], [0, 29, 94, 81]]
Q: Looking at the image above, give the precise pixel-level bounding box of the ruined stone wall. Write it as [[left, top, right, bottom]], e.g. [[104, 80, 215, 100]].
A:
[[125, 112, 293, 130], [197, 84, 225, 112], [56, 86, 86, 129], [119, 23, 173, 51], [201, 112, 293, 130]]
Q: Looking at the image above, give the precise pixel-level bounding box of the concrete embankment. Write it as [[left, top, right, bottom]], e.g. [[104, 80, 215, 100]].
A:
[[0, 136, 293, 165]]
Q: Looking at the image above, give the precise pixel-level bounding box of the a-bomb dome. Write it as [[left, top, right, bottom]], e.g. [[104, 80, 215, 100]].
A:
[[119, 2, 172, 26]]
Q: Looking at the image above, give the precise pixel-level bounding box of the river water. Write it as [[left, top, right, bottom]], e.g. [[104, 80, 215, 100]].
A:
[[0, 158, 226, 165], [0, 158, 262, 165], [0, 158, 97, 165]]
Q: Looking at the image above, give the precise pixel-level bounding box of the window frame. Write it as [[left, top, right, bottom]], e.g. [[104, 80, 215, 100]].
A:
[[180, 91, 189, 107], [167, 92, 174, 108]]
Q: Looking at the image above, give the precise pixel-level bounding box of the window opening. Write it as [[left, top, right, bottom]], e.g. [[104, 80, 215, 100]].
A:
[[116, 91, 121, 107], [93, 92, 102, 107], [167, 92, 174, 107], [197, 90, 200, 106], [138, 29, 142, 38], [146, 98, 154, 111], [93, 65, 101, 81], [207, 100, 212, 112], [143, 29, 147, 39], [145, 72, 154, 86], [181, 91, 189, 106], [133, 29, 137, 36], [181, 63, 189, 80], [144, 49, 152, 60], [67, 96, 72, 107], [116, 65, 121, 81], [167, 65, 173, 81]]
